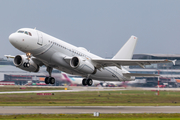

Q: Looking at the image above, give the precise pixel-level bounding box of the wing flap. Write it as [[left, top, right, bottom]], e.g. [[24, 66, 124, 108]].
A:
[[92, 59, 173, 69], [123, 73, 159, 77]]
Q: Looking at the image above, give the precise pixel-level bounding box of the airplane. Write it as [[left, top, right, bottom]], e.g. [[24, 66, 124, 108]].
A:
[[5, 28, 174, 86], [60, 73, 101, 86], [102, 81, 124, 87]]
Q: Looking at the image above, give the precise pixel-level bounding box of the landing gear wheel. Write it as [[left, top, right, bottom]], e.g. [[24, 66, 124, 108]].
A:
[[82, 79, 87, 86], [87, 79, 93, 86], [45, 67, 56, 85], [26, 63, 30, 67], [45, 77, 50, 84], [50, 77, 55, 84], [45, 77, 55, 84], [23, 62, 30, 68]]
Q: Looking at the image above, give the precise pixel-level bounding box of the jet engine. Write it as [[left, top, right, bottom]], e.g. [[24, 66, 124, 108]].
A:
[[70, 57, 96, 74], [13, 55, 39, 72]]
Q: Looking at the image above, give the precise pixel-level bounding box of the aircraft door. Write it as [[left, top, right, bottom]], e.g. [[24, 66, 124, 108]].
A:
[[37, 31, 43, 45]]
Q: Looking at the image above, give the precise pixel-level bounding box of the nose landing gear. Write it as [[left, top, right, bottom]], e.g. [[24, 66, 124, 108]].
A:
[[45, 67, 55, 84], [23, 53, 32, 68], [23, 62, 30, 67]]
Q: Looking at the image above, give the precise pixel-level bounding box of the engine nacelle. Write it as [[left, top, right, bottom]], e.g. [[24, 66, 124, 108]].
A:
[[13, 55, 39, 72], [70, 57, 96, 74]]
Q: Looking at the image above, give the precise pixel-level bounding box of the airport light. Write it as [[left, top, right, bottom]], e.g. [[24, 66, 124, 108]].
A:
[[158, 77, 159, 96]]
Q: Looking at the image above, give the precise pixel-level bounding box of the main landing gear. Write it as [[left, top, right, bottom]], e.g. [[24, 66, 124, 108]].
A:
[[82, 78, 93, 86], [45, 67, 55, 84], [45, 77, 55, 84]]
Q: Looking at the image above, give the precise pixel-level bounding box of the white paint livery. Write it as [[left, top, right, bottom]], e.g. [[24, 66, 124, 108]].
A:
[[6, 28, 173, 86]]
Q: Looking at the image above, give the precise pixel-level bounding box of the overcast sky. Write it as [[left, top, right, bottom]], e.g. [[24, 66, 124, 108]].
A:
[[1, 0, 180, 58]]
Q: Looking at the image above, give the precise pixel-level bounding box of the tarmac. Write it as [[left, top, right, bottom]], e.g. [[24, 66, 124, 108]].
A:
[[0, 106, 180, 115]]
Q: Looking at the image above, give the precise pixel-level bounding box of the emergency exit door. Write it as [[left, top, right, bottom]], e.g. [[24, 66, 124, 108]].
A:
[[37, 31, 43, 45]]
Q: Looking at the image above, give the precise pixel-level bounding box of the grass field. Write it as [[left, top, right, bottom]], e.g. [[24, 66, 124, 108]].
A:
[[0, 88, 180, 106], [0, 87, 180, 119], [0, 113, 180, 120]]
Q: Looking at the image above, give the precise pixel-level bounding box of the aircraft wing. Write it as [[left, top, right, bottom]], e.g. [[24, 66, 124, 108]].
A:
[[4, 55, 15, 59], [123, 73, 159, 77], [92, 59, 175, 69]]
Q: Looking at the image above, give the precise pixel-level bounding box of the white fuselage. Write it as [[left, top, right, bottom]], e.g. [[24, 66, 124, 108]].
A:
[[9, 28, 131, 81]]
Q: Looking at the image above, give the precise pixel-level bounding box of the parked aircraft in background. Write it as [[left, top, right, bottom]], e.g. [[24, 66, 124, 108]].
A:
[[61, 73, 101, 86], [6, 28, 174, 86], [102, 81, 124, 87]]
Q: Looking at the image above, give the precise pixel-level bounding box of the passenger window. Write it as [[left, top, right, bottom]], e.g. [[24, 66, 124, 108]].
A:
[[25, 31, 28, 35], [29, 32, 32, 36]]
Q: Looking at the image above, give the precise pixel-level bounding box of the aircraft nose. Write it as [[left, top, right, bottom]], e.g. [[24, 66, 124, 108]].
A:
[[9, 33, 17, 45]]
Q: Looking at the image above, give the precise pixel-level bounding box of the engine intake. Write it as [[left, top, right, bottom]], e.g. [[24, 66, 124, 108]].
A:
[[14, 55, 23, 66], [70, 57, 80, 68], [70, 57, 96, 74]]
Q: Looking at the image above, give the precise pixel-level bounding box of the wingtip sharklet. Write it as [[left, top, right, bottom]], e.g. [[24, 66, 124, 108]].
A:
[[172, 59, 176, 65], [163, 59, 176, 65]]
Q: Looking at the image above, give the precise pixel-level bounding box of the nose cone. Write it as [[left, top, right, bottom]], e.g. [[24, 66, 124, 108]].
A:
[[9, 33, 17, 45]]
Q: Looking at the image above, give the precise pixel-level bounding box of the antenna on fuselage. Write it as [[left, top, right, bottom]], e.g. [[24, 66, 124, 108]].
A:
[[34, 27, 36, 30]]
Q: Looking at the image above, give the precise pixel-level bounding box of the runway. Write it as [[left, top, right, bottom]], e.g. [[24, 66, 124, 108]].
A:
[[0, 87, 180, 94], [0, 106, 180, 115], [0, 87, 126, 94]]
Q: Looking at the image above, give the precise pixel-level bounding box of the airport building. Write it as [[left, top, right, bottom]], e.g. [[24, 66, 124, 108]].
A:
[[131, 54, 179, 69], [129, 54, 180, 87], [1, 66, 64, 86]]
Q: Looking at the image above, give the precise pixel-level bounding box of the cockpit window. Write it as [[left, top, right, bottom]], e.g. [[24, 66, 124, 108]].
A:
[[17, 30, 32, 36], [24, 31, 28, 35], [18, 31, 24, 33], [28, 32, 32, 36]]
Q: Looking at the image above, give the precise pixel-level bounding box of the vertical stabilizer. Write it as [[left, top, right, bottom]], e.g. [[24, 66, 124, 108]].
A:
[[61, 73, 72, 83], [112, 36, 138, 59]]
